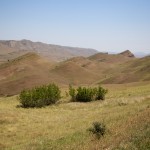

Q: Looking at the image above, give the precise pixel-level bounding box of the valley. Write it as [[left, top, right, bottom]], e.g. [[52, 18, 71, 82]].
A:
[[0, 40, 149, 150]]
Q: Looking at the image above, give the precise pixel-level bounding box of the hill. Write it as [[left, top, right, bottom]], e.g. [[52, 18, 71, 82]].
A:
[[50, 60, 100, 85], [0, 52, 55, 96], [0, 49, 149, 95], [0, 40, 98, 62], [48, 51, 150, 86], [100, 55, 150, 84], [89, 50, 135, 64]]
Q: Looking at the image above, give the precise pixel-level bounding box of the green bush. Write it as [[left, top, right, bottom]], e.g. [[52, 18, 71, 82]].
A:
[[69, 84, 76, 102], [88, 122, 106, 139], [69, 85, 108, 102], [96, 86, 108, 100], [76, 86, 95, 102], [19, 83, 61, 108]]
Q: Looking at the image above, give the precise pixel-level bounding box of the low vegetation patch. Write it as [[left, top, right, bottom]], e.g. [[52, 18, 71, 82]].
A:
[[69, 85, 108, 102], [88, 121, 106, 139], [19, 83, 61, 108], [19, 84, 107, 108]]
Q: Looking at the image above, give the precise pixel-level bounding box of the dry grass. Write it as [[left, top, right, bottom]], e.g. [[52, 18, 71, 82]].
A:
[[0, 82, 150, 150]]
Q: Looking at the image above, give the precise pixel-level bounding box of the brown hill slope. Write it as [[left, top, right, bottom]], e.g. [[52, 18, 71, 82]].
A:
[[89, 51, 135, 64], [100, 56, 150, 84], [0, 52, 100, 95], [0, 52, 55, 96], [63, 56, 110, 75], [49, 51, 138, 86], [60, 51, 149, 85], [0, 40, 98, 62], [0, 50, 149, 96], [50, 60, 100, 85]]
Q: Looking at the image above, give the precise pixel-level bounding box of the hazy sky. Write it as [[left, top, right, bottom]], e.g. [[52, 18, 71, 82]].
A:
[[0, 0, 150, 53]]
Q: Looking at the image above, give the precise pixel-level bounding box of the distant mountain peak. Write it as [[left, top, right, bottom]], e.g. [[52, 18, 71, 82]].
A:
[[119, 50, 135, 58]]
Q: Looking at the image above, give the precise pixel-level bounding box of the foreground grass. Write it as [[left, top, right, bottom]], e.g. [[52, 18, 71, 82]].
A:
[[0, 82, 150, 150]]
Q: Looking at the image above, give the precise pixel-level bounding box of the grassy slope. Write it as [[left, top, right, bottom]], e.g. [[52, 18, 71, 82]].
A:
[[0, 82, 150, 150]]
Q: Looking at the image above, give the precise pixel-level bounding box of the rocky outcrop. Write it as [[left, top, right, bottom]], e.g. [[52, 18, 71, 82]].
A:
[[119, 50, 135, 58]]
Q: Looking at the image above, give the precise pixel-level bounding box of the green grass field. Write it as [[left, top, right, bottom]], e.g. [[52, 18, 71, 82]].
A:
[[0, 82, 150, 150]]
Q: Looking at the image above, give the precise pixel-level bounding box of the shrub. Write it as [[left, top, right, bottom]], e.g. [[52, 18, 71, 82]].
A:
[[76, 86, 95, 102], [96, 86, 108, 100], [19, 83, 61, 108], [46, 84, 61, 104], [88, 122, 106, 139], [69, 84, 76, 102], [69, 85, 108, 102]]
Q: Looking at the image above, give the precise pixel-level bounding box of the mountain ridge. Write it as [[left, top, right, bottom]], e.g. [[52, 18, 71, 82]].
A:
[[0, 39, 149, 96], [0, 40, 98, 62]]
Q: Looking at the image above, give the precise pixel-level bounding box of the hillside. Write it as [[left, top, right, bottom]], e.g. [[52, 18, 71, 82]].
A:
[[45, 51, 149, 85], [100, 56, 150, 84], [0, 52, 55, 96], [0, 40, 98, 62], [89, 51, 135, 64], [0, 49, 149, 95], [50, 60, 100, 85]]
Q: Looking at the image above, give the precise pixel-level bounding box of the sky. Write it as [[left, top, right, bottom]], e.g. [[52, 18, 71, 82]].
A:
[[0, 0, 150, 54]]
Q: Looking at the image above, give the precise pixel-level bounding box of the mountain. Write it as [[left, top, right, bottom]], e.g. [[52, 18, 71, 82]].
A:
[[0, 43, 149, 96], [0, 40, 98, 62], [0, 43, 29, 64]]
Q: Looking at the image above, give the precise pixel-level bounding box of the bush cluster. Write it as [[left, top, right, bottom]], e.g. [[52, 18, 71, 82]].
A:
[[19, 83, 61, 108], [19, 84, 107, 108], [69, 85, 108, 102]]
